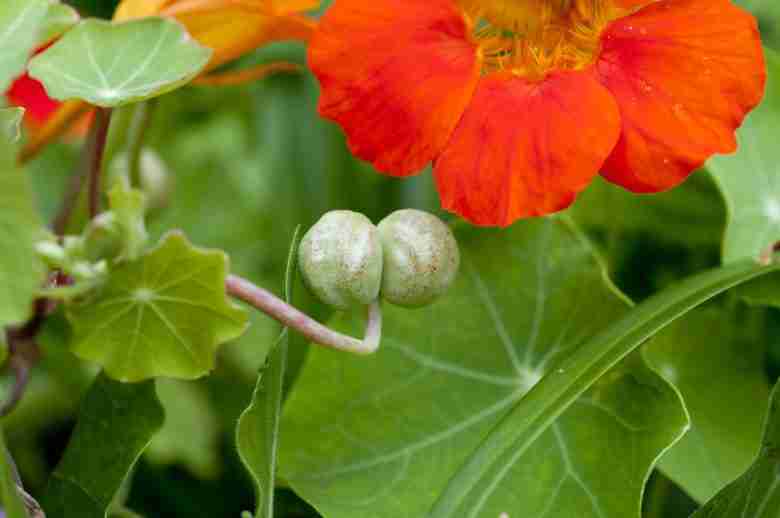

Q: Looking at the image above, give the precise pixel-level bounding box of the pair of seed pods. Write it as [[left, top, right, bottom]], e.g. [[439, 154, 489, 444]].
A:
[[298, 209, 461, 310]]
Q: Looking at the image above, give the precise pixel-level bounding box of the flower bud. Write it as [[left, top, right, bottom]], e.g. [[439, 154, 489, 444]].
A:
[[298, 211, 383, 310], [378, 209, 459, 308], [110, 150, 173, 211], [83, 212, 122, 262]]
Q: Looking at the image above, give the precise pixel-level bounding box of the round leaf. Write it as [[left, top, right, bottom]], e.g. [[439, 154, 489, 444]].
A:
[[28, 17, 212, 107], [67, 231, 249, 382], [0, 0, 51, 91], [708, 49, 780, 263], [279, 218, 688, 518]]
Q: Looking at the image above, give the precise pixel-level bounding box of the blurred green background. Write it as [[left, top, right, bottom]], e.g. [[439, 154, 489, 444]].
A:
[[5, 0, 780, 517]]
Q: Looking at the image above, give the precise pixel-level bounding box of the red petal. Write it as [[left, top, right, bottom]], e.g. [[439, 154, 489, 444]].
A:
[[434, 71, 621, 226], [596, 0, 765, 192], [309, 0, 480, 176], [6, 74, 60, 126]]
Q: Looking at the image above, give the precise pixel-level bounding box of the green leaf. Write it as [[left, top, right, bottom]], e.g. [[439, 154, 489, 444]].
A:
[[0, 114, 45, 327], [426, 246, 780, 517], [644, 307, 771, 503], [0, 0, 51, 92], [67, 231, 248, 382], [42, 373, 164, 518], [280, 218, 688, 518], [28, 18, 211, 108], [708, 49, 780, 262], [37, 2, 79, 45], [237, 227, 300, 518], [571, 174, 724, 248], [692, 380, 780, 517], [0, 427, 28, 518], [145, 378, 221, 479]]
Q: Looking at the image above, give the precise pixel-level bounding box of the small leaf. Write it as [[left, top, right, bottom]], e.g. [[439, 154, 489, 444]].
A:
[[67, 231, 249, 382], [0, 0, 51, 91], [0, 117, 46, 327], [708, 48, 780, 262], [237, 227, 300, 518], [42, 374, 164, 518], [37, 2, 79, 45], [0, 108, 24, 142], [28, 18, 211, 107], [0, 427, 28, 518], [692, 380, 780, 517], [645, 307, 771, 503], [280, 218, 688, 518]]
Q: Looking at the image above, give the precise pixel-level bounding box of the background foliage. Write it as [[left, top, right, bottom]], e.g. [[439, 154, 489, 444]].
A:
[[2, 0, 780, 517]]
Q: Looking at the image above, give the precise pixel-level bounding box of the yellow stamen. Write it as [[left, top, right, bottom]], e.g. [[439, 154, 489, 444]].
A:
[[460, 0, 631, 81]]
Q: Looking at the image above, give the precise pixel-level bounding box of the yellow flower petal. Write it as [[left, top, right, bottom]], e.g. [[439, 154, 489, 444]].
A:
[[162, 3, 315, 70], [114, 0, 172, 20]]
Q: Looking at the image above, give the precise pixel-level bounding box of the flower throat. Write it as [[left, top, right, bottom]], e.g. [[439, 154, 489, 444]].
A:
[[460, 0, 628, 80]]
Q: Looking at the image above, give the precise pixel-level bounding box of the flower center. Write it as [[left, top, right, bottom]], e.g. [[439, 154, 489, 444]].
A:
[[460, 0, 630, 80]]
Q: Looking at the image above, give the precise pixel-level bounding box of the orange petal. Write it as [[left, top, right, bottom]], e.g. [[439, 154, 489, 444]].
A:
[[19, 100, 92, 164], [309, 0, 480, 176], [193, 61, 300, 85], [596, 0, 765, 192], [114, 0, 172, 20], [237, 0, 319, 15], [163, 2, 315, 70], [434, 71, 621, 227], [611, 0, 655, 9]]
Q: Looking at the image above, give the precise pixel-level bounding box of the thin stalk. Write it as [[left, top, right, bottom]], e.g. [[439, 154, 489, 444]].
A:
[[226, 274, 382, 355], [87, 108, 113, 219], [51, 164, 87, 236], [126, 101, 155, 188]]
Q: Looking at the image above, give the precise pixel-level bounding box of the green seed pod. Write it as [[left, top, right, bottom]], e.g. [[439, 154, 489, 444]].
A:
[[378, 209, 460, 308], [298, 211, 383, 310]]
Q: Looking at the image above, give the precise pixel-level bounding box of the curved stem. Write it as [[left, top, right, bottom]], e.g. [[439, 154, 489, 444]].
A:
[[87, 108, 113, 219], [225, 275, 382, 355]]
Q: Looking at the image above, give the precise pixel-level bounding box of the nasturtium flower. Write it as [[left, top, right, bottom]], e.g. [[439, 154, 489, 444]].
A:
[[310, 0, 766, 226]]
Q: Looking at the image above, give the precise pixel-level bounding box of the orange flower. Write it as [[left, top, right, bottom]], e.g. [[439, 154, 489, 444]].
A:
[[309, 0, 766, 226]]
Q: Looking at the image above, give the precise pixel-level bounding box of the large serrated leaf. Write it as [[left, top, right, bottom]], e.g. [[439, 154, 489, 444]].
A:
[[29, 18, 211, 107], [237, 227, 300, 518], [708, 48, 780, 263], [692, 380, 780, 517], [0, 109, 45, 327], [42, 374, 164, 518], [0, 0, 51, 92], [645, 307, 771, 503], [67, 231, 249, 382], [279, 218, 688, 518]]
